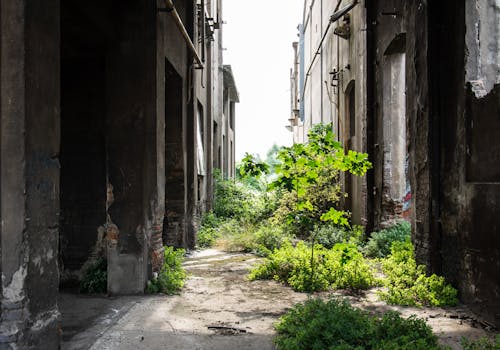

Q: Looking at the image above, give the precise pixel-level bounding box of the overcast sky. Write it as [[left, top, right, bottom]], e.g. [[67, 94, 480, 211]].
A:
[[223, 0, 303, 161]]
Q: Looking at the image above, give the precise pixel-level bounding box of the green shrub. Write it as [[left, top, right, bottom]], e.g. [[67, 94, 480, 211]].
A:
[[313, 224, 364, 249], [80, 258, 107, 294], [270, 123, 371, 237], [201, 211, 221, 228], [274, 298, 446, 350], [379, 240, 458, 307], [326, 243, 377, 290], [249, 241, 329, 292], [461, 335, 500, 350], [248, 241, 375, 292], [214, 170, 254, 220], [197, 226, 220, 248], [147, 246, 187, 295], [252, 223, 294, 256], [373, 311, 446, 350], [197, 212, 222, 248], [363, 220, 411, 258]]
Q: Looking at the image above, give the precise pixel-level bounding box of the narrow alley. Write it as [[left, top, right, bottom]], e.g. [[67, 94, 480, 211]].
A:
[[1, 0, 499, 348]]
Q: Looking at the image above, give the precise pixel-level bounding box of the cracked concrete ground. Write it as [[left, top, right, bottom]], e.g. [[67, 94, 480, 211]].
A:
[[61, 249, 495, 350]]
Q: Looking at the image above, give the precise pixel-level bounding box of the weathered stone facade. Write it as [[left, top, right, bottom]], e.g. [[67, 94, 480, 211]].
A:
[[0, 0, 236, 347], [368, 0, 500, 328], [292, 0, 500, 327], [289, 0, 370, 225]]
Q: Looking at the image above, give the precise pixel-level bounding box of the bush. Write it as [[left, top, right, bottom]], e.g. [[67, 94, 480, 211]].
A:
[[326, 243, 377, 290], [248, 241, 375, 292], [270, 123, 371, 237], [213, 170, 254, 221], [252, 223, 294, 256], [197, 226, 220, 248], [363, 220, 411, 258], [312, 224, 364, 249], [274, 298, 446, 350], [147, 247, 187, 295], [197, 212, 222, 248], [461, 335, 500, 350], [379, 240, 458, 307], [80, 258, 107, 294]]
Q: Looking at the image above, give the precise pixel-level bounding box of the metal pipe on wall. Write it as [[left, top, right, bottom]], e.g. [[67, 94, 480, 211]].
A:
[[163, 0, 204, 68], [201, 0, 206, 63], [300, 1, 358, 103]]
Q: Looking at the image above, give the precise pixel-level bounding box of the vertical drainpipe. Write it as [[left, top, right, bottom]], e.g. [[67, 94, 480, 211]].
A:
[[320, 0, 324, 123], [365, 0, 375, 234], [299, 23, 305, 124], [201, 0, 206, 63]]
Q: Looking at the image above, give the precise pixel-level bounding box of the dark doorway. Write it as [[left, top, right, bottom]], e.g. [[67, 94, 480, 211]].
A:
[[344, 81, 356, 214], [59, 1, 110, 288], [164, 59, 186, 247]]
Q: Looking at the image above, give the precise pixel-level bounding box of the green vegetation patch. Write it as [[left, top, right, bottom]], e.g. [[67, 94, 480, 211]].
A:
[[461, 335, 500, 350], [80, 258, 107, 294], [363, 220, 411, 258], [249, 241, 376, 292], [313, 223, 364, 249], [275, 298, 446, 350], [147, 246, 187, 295], [379, 240, 458, 307]]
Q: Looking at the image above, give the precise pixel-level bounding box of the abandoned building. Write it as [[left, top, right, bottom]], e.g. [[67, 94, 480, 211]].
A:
[[220, 65, 239, 179], [289, 0, 500, 328], [288, 0, 368, 225], [0, 0, 238, 347]]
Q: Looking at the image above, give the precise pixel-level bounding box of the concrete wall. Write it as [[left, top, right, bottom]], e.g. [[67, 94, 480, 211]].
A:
[[0, 0, 61, 347], [437, 0, 500, 326], [292, 0, 369, 225], [105, 0, 160, 295], [221, 66, 239, 179], [369, 0, 500, 327], [369, 0, 409, 228], [158, 0, 190, 249], [1, 0, 231, 346]]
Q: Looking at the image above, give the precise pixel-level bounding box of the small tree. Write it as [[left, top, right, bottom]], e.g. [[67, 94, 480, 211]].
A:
[[238, 152, 269, 179], [270, 123, 372, 235], [270, 123, 372, 288]]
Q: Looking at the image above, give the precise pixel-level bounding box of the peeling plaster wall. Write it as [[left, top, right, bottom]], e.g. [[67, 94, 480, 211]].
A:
[[428, 0, 500, 327], [0, 0, 223, 347], [403, 0, 500, 326], [461, 0, 500, 324], [466, 0, 500, 98], [370, 0, 407, 229], [1, 0, 60, 347], [106, 1, 159, 295]]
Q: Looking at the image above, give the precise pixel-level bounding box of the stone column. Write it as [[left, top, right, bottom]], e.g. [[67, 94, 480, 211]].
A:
[[1, 0, 60, 348]]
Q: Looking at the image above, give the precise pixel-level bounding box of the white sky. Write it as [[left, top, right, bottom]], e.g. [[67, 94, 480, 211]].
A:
[[223, 0, 303, 161]]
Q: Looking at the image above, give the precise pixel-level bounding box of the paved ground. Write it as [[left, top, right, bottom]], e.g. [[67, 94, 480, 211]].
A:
[[61, 249, 495, 350], [62, 250, 309, 350]]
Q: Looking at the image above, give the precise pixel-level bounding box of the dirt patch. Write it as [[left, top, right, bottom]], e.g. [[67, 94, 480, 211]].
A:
[[64, 249, 496, 350]]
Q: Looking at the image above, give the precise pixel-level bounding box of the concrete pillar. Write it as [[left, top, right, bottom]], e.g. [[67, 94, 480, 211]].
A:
[[1, 0, 60, 348], [106, 3, 162, 294]]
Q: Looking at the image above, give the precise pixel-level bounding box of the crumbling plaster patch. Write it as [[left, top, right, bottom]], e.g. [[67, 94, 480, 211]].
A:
[[466, 0, 500, 98], [2, 266, 27, 304], [30, 309, 60, 332]]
